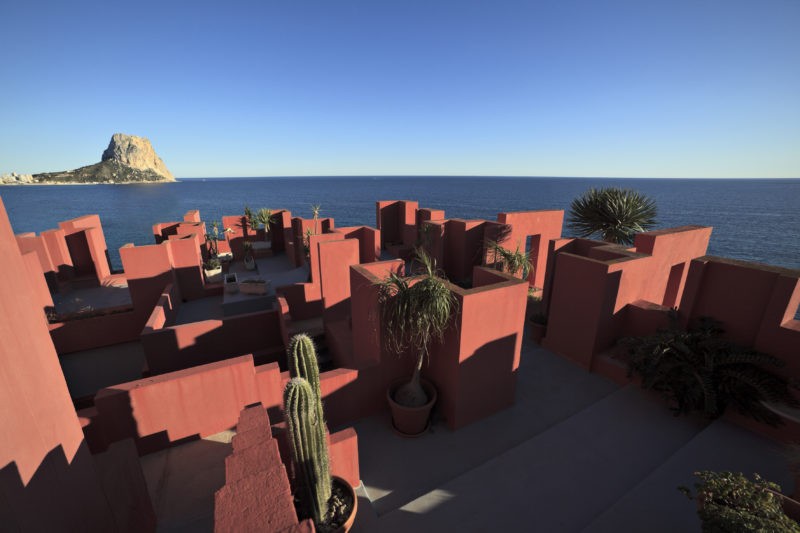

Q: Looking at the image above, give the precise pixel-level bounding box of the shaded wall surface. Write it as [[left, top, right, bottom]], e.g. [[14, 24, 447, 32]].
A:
[[0, 197, 153, 531], [543, 226, 712, 370]]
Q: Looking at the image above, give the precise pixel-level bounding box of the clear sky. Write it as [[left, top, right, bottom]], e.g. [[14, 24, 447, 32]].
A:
[[1, 0, 798, 178]]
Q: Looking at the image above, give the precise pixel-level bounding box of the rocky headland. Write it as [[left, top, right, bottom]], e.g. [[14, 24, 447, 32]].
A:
[[1, 133, 175, 185]]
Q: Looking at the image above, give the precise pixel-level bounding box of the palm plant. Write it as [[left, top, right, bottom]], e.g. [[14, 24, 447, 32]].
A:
[[567, 187, 657, 245], [487, 240, 533, 278], [256, 208, 275, 238], [244, 205, 255, 232], [311, 204, 321, 235], [622, 316, 798, 426], [378, 248, 457, 407]]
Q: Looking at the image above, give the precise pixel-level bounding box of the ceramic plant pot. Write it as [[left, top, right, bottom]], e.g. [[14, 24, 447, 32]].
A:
[[387, 379, 437, 437], [332, 475, 358, 533], [244, 255, 256, 271], [529, 321, 546, 344], [203, 266, 222, 284]]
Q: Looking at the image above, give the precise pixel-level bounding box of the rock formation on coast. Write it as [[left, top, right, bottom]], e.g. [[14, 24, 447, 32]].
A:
[[3, 133, 176, 185]]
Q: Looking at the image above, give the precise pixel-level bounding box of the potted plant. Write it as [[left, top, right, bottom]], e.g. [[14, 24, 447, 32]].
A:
[[239, 277, 268, 295], [243, 241, 256, 271], [529, 311, 548, 345], [679, 471, 800, 531], [622, 316, 799, 425], [284, 334, 357, 532], [203, 257, 222, 283], [378, 248, 457, 436], [223, 273, 238, 294]]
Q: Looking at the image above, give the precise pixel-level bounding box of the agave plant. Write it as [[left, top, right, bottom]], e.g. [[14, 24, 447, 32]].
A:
[[622, 316, 798, 426], [567, 187, 657, 245], [378, 248, 457, 407], [256, 208, 275, 236]]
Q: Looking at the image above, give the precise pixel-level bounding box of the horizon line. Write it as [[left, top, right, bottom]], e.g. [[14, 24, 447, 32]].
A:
[[176, 174, 800, 180]]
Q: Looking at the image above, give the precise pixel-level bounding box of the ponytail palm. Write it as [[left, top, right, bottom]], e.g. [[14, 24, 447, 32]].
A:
[[379, 249, 457, 407], [567, 187, 657, 245]]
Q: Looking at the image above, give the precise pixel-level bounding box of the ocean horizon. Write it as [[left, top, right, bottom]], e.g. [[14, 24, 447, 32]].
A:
[[2, 176, 799, 278]]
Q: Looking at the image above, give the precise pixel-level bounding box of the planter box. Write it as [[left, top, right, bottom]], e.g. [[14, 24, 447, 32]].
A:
[[529, 320, 546, 345], [224, 273, 238, 294], [204, 267, 223, 284], [239, 279, 269, 295]]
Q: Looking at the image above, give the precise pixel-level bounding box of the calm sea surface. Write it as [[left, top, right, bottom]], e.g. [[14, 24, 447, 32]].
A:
[[1, 177, 799, 273]]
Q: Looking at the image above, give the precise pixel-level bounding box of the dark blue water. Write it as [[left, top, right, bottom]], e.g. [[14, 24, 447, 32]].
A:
[[2, 177, 799, 273]]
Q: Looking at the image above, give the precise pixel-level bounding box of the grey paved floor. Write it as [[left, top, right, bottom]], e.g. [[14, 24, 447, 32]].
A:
[[59, 340, 145, 398], [131, 337, 795, 532]]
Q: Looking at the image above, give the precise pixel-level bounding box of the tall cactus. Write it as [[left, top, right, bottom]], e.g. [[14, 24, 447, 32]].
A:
[[288, 334, 321, 399], [284, 377, 332, 525]]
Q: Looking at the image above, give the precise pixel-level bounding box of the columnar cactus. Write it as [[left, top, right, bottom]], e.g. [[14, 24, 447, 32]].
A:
[[288, 333, 321, 400], [284, 377, 332, 525]]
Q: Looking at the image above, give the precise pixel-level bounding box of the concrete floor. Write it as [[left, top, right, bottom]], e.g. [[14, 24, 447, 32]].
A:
[[59, 341, 146, 398], [133, 337, 795, 532], [52, 280, 132, 314]]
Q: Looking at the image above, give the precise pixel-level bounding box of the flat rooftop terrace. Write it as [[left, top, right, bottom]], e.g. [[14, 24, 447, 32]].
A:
[[140, 334, 793, 532]]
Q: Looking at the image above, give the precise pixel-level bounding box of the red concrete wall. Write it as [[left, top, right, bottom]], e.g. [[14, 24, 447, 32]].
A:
[[680, 256, 800, 377], [141, 308, 285, 375], [164, 234, 205, 300], [543, 226, 712, 370], [332, 226, 381, 263], [377, 200, 418, 250], [319, 238, 360, 321], [496, 210, 564, 288], [22, 250, 54, 310], [184, 210, 201, 223], [49, 309, 141, 355], [41, 227, 73, 280], [0, 197, 126, 530], [215, 405, 305, 532], [442, 219, 486, 284], [60, 215, 111, 280], [341, 260, 528, 430]]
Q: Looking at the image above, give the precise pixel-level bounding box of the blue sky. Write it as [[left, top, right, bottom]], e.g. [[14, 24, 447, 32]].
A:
[[1, 0, 798, 178]]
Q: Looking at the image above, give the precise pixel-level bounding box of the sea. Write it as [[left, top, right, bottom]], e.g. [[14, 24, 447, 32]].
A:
[[1, 177, 799, 277]]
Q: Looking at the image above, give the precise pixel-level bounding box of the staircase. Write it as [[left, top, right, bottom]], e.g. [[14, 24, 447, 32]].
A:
[[350, 342, 794, 532]]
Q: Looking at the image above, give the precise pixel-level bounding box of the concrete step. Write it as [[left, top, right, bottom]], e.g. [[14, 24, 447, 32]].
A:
[[375, 385, 708, 532], [582, 419, 793, 533]]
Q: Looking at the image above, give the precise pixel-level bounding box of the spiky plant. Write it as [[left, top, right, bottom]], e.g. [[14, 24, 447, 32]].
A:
[[311, 204, 322, 234], [487, 241, 533, 278], [623, 317, 798, 426], [680, 471, 799, 532], [378, 248, 457, 407], [288, 333, 324, 425], [256, 208, 275, 236], [284, 377, 332, 526], [244, 206, 255, 231], [567, 187, 657, 245]]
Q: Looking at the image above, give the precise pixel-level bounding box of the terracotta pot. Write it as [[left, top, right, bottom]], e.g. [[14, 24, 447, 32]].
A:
[[332, 475, 358, 533], [529, 321, 546, 344], [387, 379, 437, 437]]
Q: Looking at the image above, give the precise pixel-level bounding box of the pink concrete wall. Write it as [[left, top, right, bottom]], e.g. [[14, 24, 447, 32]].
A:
[[49, 309, 141, 355], [41, 227, 73, 280], [497, 210, 564, 287], [543, 226, 712, 370], [22, 250, 54, 310], [141, 308, 285, 375], [60, 215, 111, 280], [0, 197, 126, 530], [164, 234, 205, 300], [319, 238, 360, 321], [332, 226, 381, 263], [377, 200, 418, 250], [342, 260, 528, 430], [680, 257, 800, 376]]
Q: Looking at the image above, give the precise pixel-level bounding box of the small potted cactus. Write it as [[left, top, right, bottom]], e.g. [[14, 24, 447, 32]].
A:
[[284, 334, 357, 532]]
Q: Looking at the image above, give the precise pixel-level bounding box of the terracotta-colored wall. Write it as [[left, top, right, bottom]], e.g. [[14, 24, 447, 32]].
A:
[[60, 215, 111, 280], [442, 219, 486, 284], [41, 227, 73, 280], [22, 250, 54, 310], [141, 308, 285, 375], [377, 200, 417, 250], [543, 226, 712, 370], [319, 238, 360, 321], [496, 210, 564, 287], [49, 309, 141, 355], [0, 197, 119, 530], [332, 226, 381, 263], [680, 256, 800, 376], [164, 234, 205, 301]]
